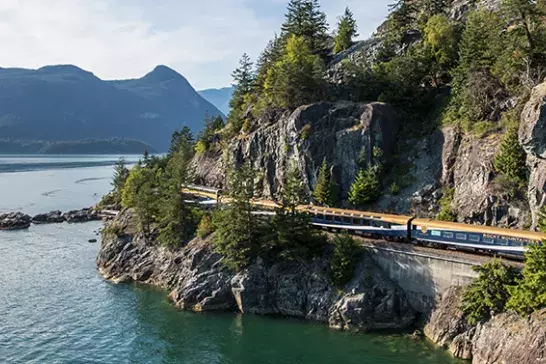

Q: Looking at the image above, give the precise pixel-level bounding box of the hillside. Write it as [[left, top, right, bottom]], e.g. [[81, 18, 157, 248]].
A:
[[0, 65, 223, 152], [198, 86, 234, 115]]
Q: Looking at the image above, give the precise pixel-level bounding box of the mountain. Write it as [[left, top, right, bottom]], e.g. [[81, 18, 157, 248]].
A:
[[0, 65, 223, 152], [198, 86, 234, 115]]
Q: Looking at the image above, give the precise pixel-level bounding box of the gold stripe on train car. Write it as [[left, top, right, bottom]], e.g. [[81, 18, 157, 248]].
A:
[[412, 218, 546, 242]]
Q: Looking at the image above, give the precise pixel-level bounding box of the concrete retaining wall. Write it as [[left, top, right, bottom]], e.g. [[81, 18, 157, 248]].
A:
[[366, 246, 479, 314]]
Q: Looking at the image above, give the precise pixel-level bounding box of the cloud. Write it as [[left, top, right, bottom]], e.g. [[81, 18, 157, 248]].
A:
[[0, 0, 389, 89]]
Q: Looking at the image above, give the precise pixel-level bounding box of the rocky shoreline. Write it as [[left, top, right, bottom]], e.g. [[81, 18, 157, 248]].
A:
[[0, 207, 111, 231], [97, 209, 546, 363], [424, 287, 546, 364], [97, 209, 417, 333]]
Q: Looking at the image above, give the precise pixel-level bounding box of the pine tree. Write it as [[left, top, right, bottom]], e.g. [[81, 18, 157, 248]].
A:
[[263, 35, 325, 108], [157, 131, 195, 247], [111, 157, 129, 202], [281, 0, 328, 53], [348, 167, 381, 206], [212, 163, 265, 270], [506, 244, 546, 315], [538, 204, 546, 233], [270, 162, 325, 261], [494, 124, 527, 185], [313, 159, 335, 206], [121, 164, 158, 237], [461, 258, 519, 325], [333, 7, 359, 54], [255, 34, 284, 89], [329, 234, 361, 287], [227, 53, 255, 135]]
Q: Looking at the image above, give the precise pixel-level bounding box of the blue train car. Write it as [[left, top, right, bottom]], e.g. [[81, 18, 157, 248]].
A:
[[411, 219, 545, 255], [307, 206, 412, 239]]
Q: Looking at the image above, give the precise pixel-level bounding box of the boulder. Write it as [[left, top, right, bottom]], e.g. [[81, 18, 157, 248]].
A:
[[63, 208, 101, 223], [32, 210, 66, 224], [0, 212, 32, 230]]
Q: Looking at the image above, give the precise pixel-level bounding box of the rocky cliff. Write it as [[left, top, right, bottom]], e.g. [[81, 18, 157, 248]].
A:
[[425, 287, 546, 363], [97, 209, 416, 332], [193, 80, 546, 229]]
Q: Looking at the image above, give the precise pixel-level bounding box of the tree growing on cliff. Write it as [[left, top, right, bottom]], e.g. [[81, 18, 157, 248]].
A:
[[212, 163, 266, 270], [461, 258, 519, 325], [227, 53, 254, 136], [348, 167, 381, 206], [269, 162, 326, 261], [281, 0, 328, 54], [121, 164, 158, 236], [329, 234, 361, 287], [111, 157, 129, 203], [263, 35, 325, 108], [313, 159, 337, 206], [506, 244, 546, 315], [494, 123, 527, 188], [333, 7, 358, 54], [156, 130, 197, 247]]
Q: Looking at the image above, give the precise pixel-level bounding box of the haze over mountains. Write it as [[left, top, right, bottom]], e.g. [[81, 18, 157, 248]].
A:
[[0, 65, 224, 153], [198, 86, 234, 115]]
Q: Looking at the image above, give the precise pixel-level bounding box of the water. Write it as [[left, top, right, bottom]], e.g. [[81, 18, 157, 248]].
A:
[[0, 156, 463, 364]]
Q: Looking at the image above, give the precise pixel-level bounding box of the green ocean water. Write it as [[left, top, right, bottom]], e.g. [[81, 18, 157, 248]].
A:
[[0, 156, 464, 364]]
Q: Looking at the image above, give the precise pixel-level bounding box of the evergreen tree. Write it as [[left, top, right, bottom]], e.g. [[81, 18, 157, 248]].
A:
[[281, 0, 328, 53], [263, 35, 325, 108], [348, 167, 381, 206], [212, 163, 265, 270], [506, 244, 546, 315], [461, 258, 519, 325], [333, 7, 359, 54], [121, 164, 158, 237], [494, 124, 527, 185], [157, 131, 196, 247], [255, 34, 284, 90], [269, 162, 326, 261], [329, 234, 361, 287], [538, 204, 546, 233], [313, 159, 336, 206], [227, 54, 254, 135], [111, 157, 129, 203]]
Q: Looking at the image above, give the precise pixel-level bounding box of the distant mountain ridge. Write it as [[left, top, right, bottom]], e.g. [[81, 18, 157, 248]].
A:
[[198, 86, 234, 115], [0, 65, 223, 152]]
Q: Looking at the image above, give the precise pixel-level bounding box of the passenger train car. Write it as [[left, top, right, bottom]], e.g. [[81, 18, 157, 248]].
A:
[[181, 185, 546, 257]]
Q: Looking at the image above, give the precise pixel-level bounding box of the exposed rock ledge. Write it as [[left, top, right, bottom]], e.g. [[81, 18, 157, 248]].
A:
[[0, 208, 102, 231], [97, 209, 416, 333], [425, 287, 546, 363]]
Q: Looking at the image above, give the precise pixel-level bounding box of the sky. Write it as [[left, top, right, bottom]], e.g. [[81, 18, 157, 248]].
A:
[[0, 0, 391, 90]]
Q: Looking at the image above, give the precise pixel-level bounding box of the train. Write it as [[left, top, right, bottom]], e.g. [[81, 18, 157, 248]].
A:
[[181, 185, 546, 258]]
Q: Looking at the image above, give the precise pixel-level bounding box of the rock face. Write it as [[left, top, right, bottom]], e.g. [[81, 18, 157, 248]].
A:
[[194, 101, 400, 200], [521, 82, 546, 227], [97, 210, 416, 332], [0, 212, 32, 230], [425, 286, 546, 364]]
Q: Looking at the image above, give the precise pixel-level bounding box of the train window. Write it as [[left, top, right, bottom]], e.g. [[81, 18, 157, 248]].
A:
[[325, 215, 333, 222], [431, 230, 441, 237], [343, 216, 352, 224], [469, 235, 480, 242], [456, 233, 467, 240], [443, 232, 454, 238], [482, 237, 494, 244]]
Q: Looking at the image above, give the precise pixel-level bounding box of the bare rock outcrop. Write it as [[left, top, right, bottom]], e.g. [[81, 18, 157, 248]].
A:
[[521, 81, 546, 227], [0, 212, 31, 230], [97, 210, 416, 332], [193, 101, 400, 200], [425, 285, 546, 363]]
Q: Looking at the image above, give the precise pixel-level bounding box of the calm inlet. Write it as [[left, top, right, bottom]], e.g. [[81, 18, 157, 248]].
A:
[[0, 156, 463, 363]]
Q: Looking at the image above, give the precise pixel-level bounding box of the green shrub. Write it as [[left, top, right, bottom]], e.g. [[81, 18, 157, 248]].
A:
[[494, 124, 527, 187], [329, 234, 361, 287], [436, 188, 456, 222], [461, 258, 519, 325], [300, 124, 312, 140], [348, 167, 381, 206], [389, 181, 401, 195], [197, 213, 214, 239]]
